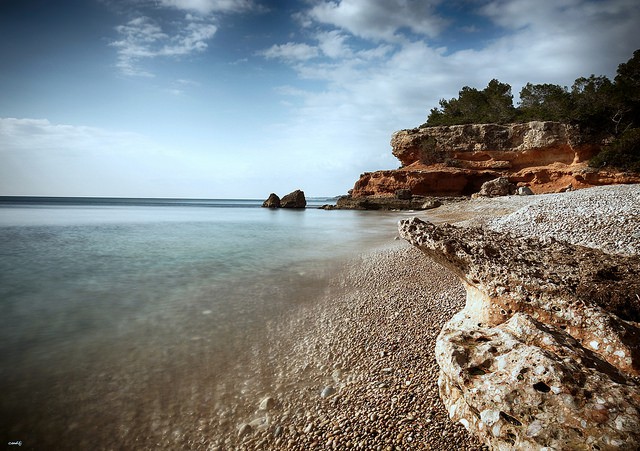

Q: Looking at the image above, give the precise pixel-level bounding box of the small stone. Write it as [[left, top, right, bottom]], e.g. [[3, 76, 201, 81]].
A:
[[321, 386, 336, 398], [237, 423, 252, 438], [516, 186, 534, 196], [259, 396, 276, 411]]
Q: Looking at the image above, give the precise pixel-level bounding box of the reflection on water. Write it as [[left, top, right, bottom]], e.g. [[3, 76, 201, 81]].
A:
[[0, 201, 400, 449]]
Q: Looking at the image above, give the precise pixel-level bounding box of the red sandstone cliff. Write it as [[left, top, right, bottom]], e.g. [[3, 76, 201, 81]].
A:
[[350, 121, 640, 197]]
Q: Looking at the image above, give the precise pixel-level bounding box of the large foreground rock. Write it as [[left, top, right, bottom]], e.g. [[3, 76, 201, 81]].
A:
[[398, 217, 640, 450]]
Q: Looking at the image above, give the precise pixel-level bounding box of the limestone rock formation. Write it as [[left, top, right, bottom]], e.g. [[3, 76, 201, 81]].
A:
[[280, 190, 307, 208], [398, 218, 640, 450], [262, 193, 281, 208], [349, 121, 640, 199]]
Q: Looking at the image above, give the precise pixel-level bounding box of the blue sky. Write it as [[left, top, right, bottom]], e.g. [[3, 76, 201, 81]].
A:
[[1, 0, 639, 198]]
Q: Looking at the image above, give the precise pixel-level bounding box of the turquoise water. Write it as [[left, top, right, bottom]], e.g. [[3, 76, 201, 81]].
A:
[[0, 198, 399, 449]]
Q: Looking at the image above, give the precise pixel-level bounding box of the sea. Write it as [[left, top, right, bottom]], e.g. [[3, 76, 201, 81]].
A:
[[0, 197, 401, 449]]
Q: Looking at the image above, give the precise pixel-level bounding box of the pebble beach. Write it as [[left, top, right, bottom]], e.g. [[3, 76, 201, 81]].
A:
[[210, 244, 485, 450], [198, 184, 640, 450]]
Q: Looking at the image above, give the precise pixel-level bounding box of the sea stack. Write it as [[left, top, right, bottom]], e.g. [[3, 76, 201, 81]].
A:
[[280, 190, 306, 208], [262, 193, 281, 208], [261, 190, 306, 208]]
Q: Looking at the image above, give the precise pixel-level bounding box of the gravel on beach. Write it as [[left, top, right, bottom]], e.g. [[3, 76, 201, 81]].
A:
[[486, 184, 640, 256], [210, 244, 485, 450], [209, 184, 639, 450]]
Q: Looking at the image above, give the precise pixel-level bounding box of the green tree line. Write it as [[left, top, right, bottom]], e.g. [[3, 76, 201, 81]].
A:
[[423, 50, 640, 172]]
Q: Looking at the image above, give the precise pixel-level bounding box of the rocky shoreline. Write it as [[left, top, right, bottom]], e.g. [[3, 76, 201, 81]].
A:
[[399, 184, 640, 450], [207, 243, 484, 450], [207, 184, 639, 450]]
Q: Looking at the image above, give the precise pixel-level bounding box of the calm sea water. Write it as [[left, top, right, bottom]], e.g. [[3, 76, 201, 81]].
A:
[[0, 197, 399, 449]]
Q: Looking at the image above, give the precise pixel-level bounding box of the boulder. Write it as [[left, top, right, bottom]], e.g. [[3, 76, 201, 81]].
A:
[[474, 177, 516, 197], [280, 190, 306, 208], [398, 217, 640, 450], [262, 193, 281, 208]]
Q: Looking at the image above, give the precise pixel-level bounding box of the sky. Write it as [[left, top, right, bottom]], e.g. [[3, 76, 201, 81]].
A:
[[1, 0, 639, 198]]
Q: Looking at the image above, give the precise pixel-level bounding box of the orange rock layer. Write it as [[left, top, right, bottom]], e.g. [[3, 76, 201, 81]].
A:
[[350, 122, 640, 197]]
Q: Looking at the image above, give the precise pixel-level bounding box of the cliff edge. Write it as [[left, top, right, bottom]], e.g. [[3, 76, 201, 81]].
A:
[[350, 121, 640, 198]]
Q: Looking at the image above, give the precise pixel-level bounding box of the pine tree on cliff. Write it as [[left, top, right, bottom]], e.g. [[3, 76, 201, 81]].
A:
[[422, 49, 640, 173], [425, 79, 516, 126]]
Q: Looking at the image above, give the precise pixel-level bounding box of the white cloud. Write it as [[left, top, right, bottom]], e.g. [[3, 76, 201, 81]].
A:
[[110, 16, 217, 76], [255, 0, 640, 193], [261, 42, 320, 61], [307, 0, 446, 42], [0, 118, 149, 153], [316, 30, 352, 59], [0, 118, 256, 197], [109, 0, 259, 77], [159, 0, 255, 15]]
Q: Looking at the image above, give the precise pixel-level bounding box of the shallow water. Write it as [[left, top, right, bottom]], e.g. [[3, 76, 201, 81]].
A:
[[0, 199, 400, 449]]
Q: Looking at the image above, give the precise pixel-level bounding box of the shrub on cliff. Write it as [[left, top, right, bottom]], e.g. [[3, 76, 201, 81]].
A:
[[589, 128, 640, 172]]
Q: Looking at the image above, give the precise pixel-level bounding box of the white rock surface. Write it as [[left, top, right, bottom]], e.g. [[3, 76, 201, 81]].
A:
[[486, 184, 640, 256]]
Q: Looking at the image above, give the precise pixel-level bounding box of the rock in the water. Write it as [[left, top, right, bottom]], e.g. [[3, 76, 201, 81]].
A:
[[262, 193, 281, 208], [280, 190, 306, 208], [474, 176, 516, 197], [334, 195, 442, 210], [516, 185, 534, 195], [398, 217, 640, 450]]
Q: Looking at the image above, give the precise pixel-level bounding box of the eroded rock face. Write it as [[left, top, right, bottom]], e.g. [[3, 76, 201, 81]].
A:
[[398, 218, 640, 450], [391, 122, 588, 168], [349, 122, 640, 198]]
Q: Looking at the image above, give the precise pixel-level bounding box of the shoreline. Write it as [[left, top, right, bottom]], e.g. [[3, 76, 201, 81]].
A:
[[209, 243, 485, 450], [211, 187, 625, 450]]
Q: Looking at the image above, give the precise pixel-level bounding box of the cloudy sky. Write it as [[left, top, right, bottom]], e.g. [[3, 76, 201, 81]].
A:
[[1, 0, 639, 198]]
